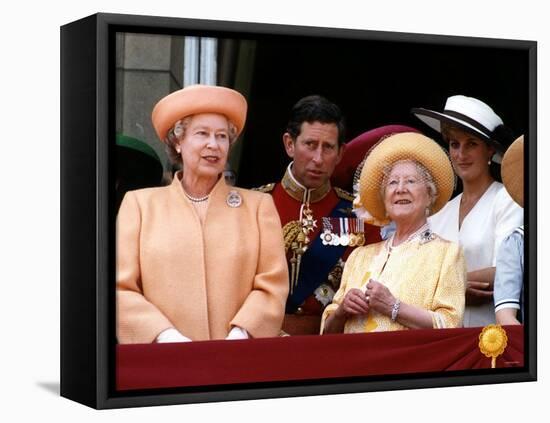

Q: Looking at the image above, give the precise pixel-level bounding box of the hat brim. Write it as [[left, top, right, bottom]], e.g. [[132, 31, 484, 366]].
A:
[[501, 135, 524, 208], [359, 132, 455, 226], [116, 134, 163, 185], [116, 134, 161, 163], [152, 85, 247, 142], [411, 107, 504, 152], [331, 124, 421, 191]]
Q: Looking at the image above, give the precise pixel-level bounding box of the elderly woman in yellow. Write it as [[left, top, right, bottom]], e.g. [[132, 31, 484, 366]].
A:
[[322, 133, 466, 334], [117, 85, 289, 344]]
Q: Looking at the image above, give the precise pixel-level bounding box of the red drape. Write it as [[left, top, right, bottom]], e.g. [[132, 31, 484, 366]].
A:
[[116, 325, 523, 391]]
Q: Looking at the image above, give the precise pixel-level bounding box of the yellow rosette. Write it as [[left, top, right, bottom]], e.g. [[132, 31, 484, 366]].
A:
[[479, 325, 508, 368]]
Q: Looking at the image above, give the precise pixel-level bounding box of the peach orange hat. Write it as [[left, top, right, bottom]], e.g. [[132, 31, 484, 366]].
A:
[[151, 84, 248, 142]]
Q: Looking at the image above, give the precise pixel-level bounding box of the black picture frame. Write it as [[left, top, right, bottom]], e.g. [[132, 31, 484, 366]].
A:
[[60, 12, 537, 409]]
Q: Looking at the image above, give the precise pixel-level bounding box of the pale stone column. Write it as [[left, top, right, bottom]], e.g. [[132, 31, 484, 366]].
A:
[[116, 33, 184, 172]]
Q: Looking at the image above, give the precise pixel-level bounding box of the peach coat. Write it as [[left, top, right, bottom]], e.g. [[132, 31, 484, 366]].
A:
[[116, 173, 289, 344]]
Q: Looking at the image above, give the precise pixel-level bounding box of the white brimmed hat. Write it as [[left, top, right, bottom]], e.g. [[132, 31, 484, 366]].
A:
[[411, 95, 511, 161]]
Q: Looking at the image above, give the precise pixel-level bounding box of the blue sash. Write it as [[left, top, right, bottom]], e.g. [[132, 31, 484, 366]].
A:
[[286, 198, 351, 313]]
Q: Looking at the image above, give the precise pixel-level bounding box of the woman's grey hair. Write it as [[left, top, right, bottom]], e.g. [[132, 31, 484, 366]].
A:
[[380, 159, 438, 212], [163, 115, 238, 166]]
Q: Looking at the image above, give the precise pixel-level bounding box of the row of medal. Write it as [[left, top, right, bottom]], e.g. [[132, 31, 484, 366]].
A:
[[321, 217, 366, 247]]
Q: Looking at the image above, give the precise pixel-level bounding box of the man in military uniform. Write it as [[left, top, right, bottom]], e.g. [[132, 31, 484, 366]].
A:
[[256, 95, 381, 335]]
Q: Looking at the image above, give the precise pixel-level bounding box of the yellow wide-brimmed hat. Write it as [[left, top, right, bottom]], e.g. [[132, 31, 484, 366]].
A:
[[501, 135, 524, 208], [357, 132, 455, 226], [151, 84, 248, 142]]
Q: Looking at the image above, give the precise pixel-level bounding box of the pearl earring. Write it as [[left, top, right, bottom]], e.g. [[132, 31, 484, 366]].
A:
[[487, 160, 491, 165]]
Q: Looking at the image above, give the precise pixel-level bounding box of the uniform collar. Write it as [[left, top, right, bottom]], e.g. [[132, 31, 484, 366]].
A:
[[281, 162, 331, 203]]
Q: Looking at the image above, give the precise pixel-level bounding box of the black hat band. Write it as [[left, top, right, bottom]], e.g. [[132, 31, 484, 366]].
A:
[[443, 110, 493, 139]]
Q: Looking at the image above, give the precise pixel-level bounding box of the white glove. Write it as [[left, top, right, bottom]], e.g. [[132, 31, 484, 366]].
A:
[[225, 326, 249, 340], [155, 328, 192, 343]]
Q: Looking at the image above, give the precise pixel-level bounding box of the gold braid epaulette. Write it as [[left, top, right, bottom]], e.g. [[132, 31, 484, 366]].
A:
[[252, 182, 276, 193], [334, 187, 354, 202], [282, 220, 302, 253]]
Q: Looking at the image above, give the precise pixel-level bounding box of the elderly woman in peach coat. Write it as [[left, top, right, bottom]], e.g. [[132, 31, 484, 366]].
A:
[[116, 85, 289, 344]]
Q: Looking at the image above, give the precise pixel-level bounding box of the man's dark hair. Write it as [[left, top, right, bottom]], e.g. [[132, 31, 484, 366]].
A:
[[286, 95, 346, 145]]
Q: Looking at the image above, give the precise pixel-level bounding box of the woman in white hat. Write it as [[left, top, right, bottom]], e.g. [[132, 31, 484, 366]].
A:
[[494, 135, 524, 325], [116, 85, 289, 344], [412, 96, 523, 327], [321, 133, 466, 334]]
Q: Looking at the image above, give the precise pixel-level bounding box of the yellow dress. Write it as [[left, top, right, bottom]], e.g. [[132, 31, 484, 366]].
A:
[[321, 231, 466, 333]]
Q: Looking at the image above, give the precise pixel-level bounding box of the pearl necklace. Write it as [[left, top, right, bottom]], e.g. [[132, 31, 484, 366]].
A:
[[184, 192, 209, 203]]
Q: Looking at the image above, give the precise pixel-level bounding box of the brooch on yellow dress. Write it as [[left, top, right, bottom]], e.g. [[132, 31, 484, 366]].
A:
[[418, 227, 436, 244]]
